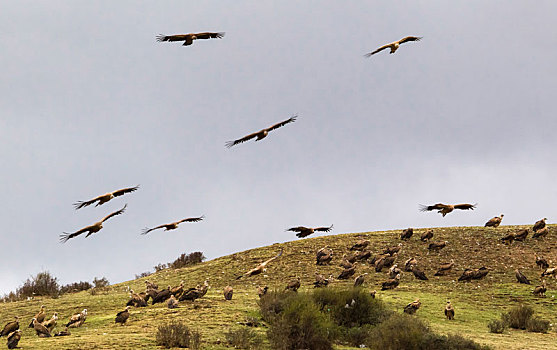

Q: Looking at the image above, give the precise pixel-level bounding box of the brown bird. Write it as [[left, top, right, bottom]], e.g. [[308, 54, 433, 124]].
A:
[[533, 218, 547, 232], [400, 228, 414, 240], [485, 214, 504, 228], [145, 280, 159, 290], [32, 318, 51, 337], [473, 267, 489, 280], [383, 243, 403, 256], [532, 227, 549, 239], [403, 299, 422, 315], [541, 267, 557, 279], [339, 255, 354, 269], [126, 290, 147, 307], [434, 260, 454, 276], [28, 306, 46, 328], [514, 229, 529, 241], [389, 264, 402, 279], [533, 281, 547, 297], [60, 205, 127, 243], [420, 229, 434, 242], [313, 273, 330, 288], [286, 224, 333, 238], [338, 264, 357, 280], [428, 241, 447, 251], [354, 273, 368, 287], [370, 290, 377, 298], [73, 185, 138, 209], [66, 309, 87, 328], [170, 282, 184, 297], [167, 295, 179, 309], [226, 116, 297, 148], [501, 232, 515, 245], [156, 32, 224, 46], [458, 269, 476, 282], [223, 285, 233, 300], [365, 36, 422, 56], [515, 269, 530, 284], [445, 301, 455, 320], [404, 257, 418, 272], [115, 306, 130, 325], [42, 313, 58, 332], [381, 274, 401, 290], [316, 247, 333, 265], [411, 266, 428, 280], [536, 256, 549, 270], [141, 216, 204, 235], [419, 203, 476, 217], [53, 327, 71, 337], [179, 280, 209, 302], [285, 277, 301, 292], [257, 286, 268, 298], [350, 239, 370, 251], [152, 287, 171, 305], [6, 329, 21, 349], [237, 249, 283, 279], [1, 317, 19, 337]]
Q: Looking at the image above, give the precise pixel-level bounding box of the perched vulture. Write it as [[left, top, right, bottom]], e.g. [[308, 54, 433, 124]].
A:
[[287, 225, 333, 238], [237, 249, 283, 279], [403, 299, 422, 315], [541, 267, 557, 279], [428, 241, 447, 251], [60, 205, 127, 243], [532, 227, 548, 239], [152, 287, 171, 305], [411, 266, 428, 280], [145, 280, 159, 290], [6, 330, 21, 349], [339, 256, 354, 269], [533, 218, 547, 232], [226, 116, 297, 148], [313, 273, 330, 288], [127, 290, 147, 307], [420, 229, 434, 242], [533, 281, 547, 297], [458, 269, 476, 282], [1, 317, 19, 337], [381, 274, 401, 290], [536, 256, 549, 270], [383, 243, 402, 256], [485, 214, 504, 228], [400, 228, 414, 240], [514, 229, 528, 241], [54, 327, 71, 337], [338, 264, 357, 280], [404, 257, 418, 272], [354, 250, 372, 261], [167, 295, 179, 309], [370, 290, 377, 298], [223, 285, 234, 300], [316, 247, 333, 265], [445, 301, 455, 320], [145, 288, 159, 303], [170, 282, 184, 297], [141, 216, 204, 235], [515, 269, 530, 284], [501, 233, 515, 245], [66, 309, 87, 328], [285, 278, 301, 292], [115, 306, 130, 325], [434, 260, 454, 276], [257, 286, 268, 298], [32, 318, 51, 337], [179, 280, 209, 302], [344, 252, 359, 264], [42, 313, 58, 332], [28, 306, 46, 328], [156, 32, 225, 46], [350, 239, 370, 251], [365, 36, 422, 56], [382, 254, 397, 269], [354, 273, 368, 287], [389, 264, 402, 279], [73, 185, 138, 210], [419, 203, 476, 217], [473, 267, 489, 280]]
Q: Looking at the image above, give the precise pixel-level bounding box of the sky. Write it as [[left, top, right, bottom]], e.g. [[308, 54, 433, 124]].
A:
[[1, 1, 556, 294]]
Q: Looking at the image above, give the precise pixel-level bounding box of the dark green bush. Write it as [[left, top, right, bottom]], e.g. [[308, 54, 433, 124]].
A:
[[487, 319, 506, 334], [156, 321, 201, 349], [502, 304, 534, 330], [526, 318, 550, 333], [340, 324, 373, 347], [258, 290, 298, 323], [225, 327, 263, 349]]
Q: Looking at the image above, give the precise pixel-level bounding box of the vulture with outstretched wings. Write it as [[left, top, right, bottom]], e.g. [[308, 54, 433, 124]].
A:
[[365, 36, 422, 57], [156, 32, 224, 46], [287, 224, 333, 238], [419, 203, 476, 217], [237, 249, 283, 279], [225, 116, 297, 148], [141, 216, 204, 235], [73, 186, 138, 210], [60, 205, 127, 243]]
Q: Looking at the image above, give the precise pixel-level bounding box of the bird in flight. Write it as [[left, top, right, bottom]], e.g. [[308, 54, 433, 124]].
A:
[[237, 249, 283, 279], [419, 203, 476, 217], [156, 32, 225, 46], [60, 205, 127, 243], [73, 186, 139, 210], [225, 116, 297, 148], [365, 36, 422, 57], [141, 216, 204, 235], [286, 225, 333, 238]]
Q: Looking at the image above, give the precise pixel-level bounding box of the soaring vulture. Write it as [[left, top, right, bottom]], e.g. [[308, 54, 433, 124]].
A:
[[115, 306, 130, 325], [1, 317, 19, 337], [338, 264, 357, 280], [152, 287, 171, 305], [73, 185, 138, 210], [420, 229, 434, 242], [389, 264, 401, 279], [354, 273, 368, 287], [28, 306, 46, 328], [6, 330, 21, 349], [536, 256, 549, 270], [54, 327, 71, 337], [225, 116, 297, 148], [32, 318, 51, 337], [365, 36, 422, 56], [141, 216, 204, 235], [167, 295, 179, 309], [350, 239, 370, 251], [285, 277, 301, 292], [156, 32, 224, 46], [515, 269, 530, 284], [411, 266, 428, 280], [428, 241, 447, 251], [381, 274, 401, 290], [313, 273, 330, 288], [533, 281, 547, 297], [223, 285, 234, 300], [286, 224, 333, 238], [419, 203, 476, 217], [383, 243, 402, 256], [485, 214, 504, 228], [66, 309, 87, 328], [42, 313, 58, 332], [445, 301, 455, 320], [257, 286, 268, 298], [533, 218, 547, 232], [237, 249, 283, 279], [404, 257, 418, 272], [60, 205, 127, 243], [532, 227, 548, 239], [403, 299, 421, 315], [434, 260, 454, 276], [400, 228, 414, 240], [316, 247, 333, 265], [514, 229, 529, 241]]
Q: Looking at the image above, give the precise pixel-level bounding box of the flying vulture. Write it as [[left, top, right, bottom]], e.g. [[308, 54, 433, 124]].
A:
[[54, 327, 71, 337], [403, 299, 422, 315], [400, 228, 413, 240], [28, 306, 46, 328], [32, 318, 51, 337], [383, 243, 402, 256], [73, 186, 138, 209], [6, 330, 21, 349], [1, 317, 19, 337], [338, 264, 357, 280], [350, 239, 370, 251], [66, 309, 87, 328], [316, 247, 333, 265], [533, 281, 547, 297], [404, 257, 418, 272], [60, 204, 127, 243], [225, 116, 297, 148], [515, 269, 530, 284], [354, 273, 368, 287], [141, 216, 204, 235], [285, 277, 301, 292], [532, 227, 549, 239], [257, 286, 268, 298], [381, 274, 401, 290], [313, 273, 330, 288], [428, 241, 447, 251], [237, 249, 283, 279], [514, 229, 528, 241], [223, 285, 233, 300], [156, 32, 224, 46], [287, 224, 333, 238], [419, 203, 476, 217], [536, 256, 549, 270], [167, 295, 179, 309], [420, 229, 434, 242], [42, 313, 58, 333], [445, 301, 455, 320], [533, 218, 547, 232], [411, 266, 428, 280], [485, 214, 504, 228], [389, 264, 402, 279], [365, 36, 422, 56], [434, 260, 454, 276]]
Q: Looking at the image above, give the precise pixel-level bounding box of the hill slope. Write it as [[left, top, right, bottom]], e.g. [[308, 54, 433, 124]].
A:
[[1, 225, 556, 349]]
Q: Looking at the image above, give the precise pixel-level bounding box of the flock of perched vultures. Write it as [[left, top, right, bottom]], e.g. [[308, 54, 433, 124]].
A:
[[1, 30, 554, 348]]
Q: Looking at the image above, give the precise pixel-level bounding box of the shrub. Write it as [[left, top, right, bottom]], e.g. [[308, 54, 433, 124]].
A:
[[59, 281, 92, 294], [18, 271, 60, 298], [92, 277, 110, 288], [225, 327, 263, 349], [154, 263, 168, 272], [526, 318, 550, 333], [487, 319, 506, 334], [258, 290, 298, 323], [135, 271, 152, 279], [169, 252, 206, 269], [156, 321, 202, 349], [502, 304, 534, 330], [366, 313, 430, 350]]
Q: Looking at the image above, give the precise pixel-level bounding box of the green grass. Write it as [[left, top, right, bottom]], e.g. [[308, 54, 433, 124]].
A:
[[1, 225, 556, 349]]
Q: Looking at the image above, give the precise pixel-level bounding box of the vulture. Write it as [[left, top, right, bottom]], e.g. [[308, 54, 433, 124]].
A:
[[411, 266, 428, 280], [420, 229, 434, 242], [226, 116, 297, 148], [127, 290, 147, 307], [237, 249, 283, 279], [365, 36, 422, 56], [313, 273, 330, 288], [179, 280, 209, 302], [141, 216, 204, 235], [1, 317, 19, 337], [533, 218, 547, 232], [532, 227, 548, 239], [389, 264, 402, 279], [354, 273, 368, 287], [501, 233, 515, 245], [54, 327, 71, 337], [382, 254, 397, 269], [344, 252, 359, 264], [42, 313, 58, 333], [381, 274, 401, 290], [350, 239, 370, 251], [536, 256, 549, 270], [316, 247, 333, 265], [434, 260, 454, 276], [339, 256, 354, 269], [257, 286, 268, 298], [73, 185, 138, 210], [338, 264, 357, 280], [515, 269, 530, 284], [404, 257, 418, 272], [370, 290, 377, 298], [473, 267, 489, 280], [145, 288, 159, 303], [28, 306, 46, 328], [223, 285, 234, 300], [383, 243, 402, 256], [533, 281, 547, 297], [170, 282, 184, 297], [32, 318, 51, 337], [152, 287, 171, 305], [541, 267, 557, 279], [514, 229, 528, 241], [285, 278, 301, 292], [485, 214, 504, 228], [403, 299, 422, 315], [156, 32, 225, 46], [400, 228, 414, 240], [428, 241, 447, 251], [374, 255, 387, 272], [60, 204, 127, 243], [419, 203, 476, 217], [66, 309, 87, 328], [445, 301, 455, 320], [354, 250, 372, 261], [287, 225, 333, 239], [167, 295, 179, 309], [115, 306, 130, 325], [6, 330, 21, 349], [145, 280, 159, 290], [458, 269, 476, 282]]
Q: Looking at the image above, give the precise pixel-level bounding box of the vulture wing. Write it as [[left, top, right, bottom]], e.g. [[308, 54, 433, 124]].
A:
[[140, 225, 167, 235], [314, 225, 334, 232], [177, 216, 205, 224], [156, 34, 191, 42], [100, 204, 127, 223], [266, 116, 297, 132], [287, 226, 307, 233], [73, 198, 100, 210], [112, 185, 139, 197], [261, 248, 284, 266], [194, 32, 225, 39], [364, 44, 392, 57], [60, 226, 93, 243], [225, 131, 260, 148], [398, 36, 423, 44], [419, 203, 447, 212], [454, 203, 476, 210]]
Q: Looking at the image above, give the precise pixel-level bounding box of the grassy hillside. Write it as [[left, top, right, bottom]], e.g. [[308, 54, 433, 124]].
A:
[[1, 225, 556, 349]]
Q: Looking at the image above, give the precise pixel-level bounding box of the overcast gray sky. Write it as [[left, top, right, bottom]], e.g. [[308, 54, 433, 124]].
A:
[[1, 1, 556, 294]]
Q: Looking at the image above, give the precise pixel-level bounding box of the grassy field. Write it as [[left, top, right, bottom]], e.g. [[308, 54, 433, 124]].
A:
[[1, 225, 556, 349]]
